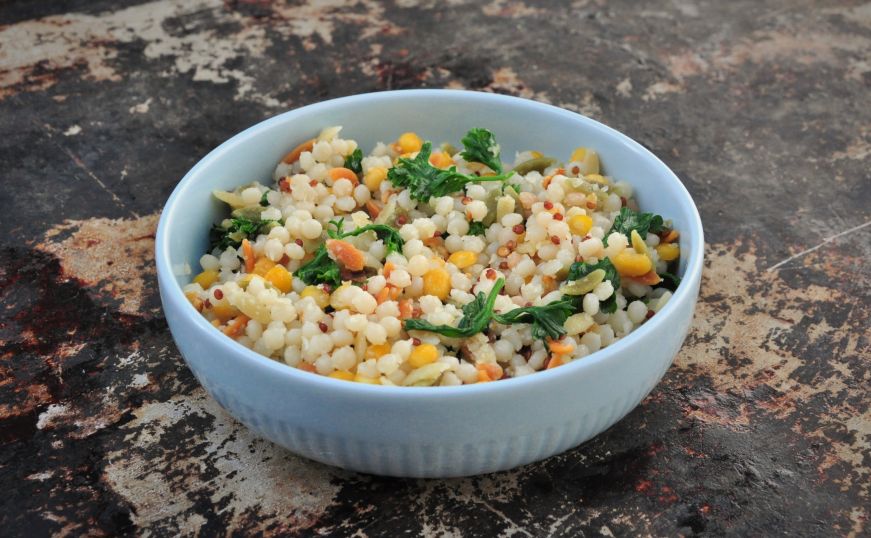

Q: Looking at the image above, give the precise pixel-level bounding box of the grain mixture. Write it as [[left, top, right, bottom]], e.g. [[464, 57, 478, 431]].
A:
[[184, 127, 682, 386]]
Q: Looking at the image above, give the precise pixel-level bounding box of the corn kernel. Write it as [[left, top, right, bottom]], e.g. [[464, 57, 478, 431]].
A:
[[364, 166, 387, 191], [408, 343, 438, 368], [211, 302, 239, 322], [570, 147, 600, 175], [429, 151, 453, 169], [252, 257, 276, 276], [447, 250, 477, 269], [354, 375, 380, 384], [366, 343, 391, 360], [630, 229, 648, 256], [611, 250, 653, 277], [329, 371, 355, 381], [397, 132, 423, 154], [422, 267, 451, 300], [185, 291, 203, 310], [568, 214, 593, 236], [264, 265, 293, 293], [300, 285, 330, 309], [656, 243, 680, 262], [193, 270, 219, 289]]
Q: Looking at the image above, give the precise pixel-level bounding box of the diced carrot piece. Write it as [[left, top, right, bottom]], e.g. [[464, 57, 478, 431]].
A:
[[326, 239, 365, 271], [630, 270, 663, 286], [546, 355, 564, 369], [383, 261, 395, 279], [281, 138, 315, 164], [297, 362, 316, 373], [365, 200, 382, 218], [223, 314, 250, 338], [241, 239, 255, 274], [389, 286, 402, 300], [398, 299, 413, 319], [661, 230, 679, 244], [476, 363, 503, 382], [375, 286, 390, 304], [548, 340, 574, 355], [329, 167, 359, 186]]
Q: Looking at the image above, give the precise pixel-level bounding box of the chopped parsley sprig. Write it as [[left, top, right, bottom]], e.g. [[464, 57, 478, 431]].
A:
[[492, 299, 575, 341], [388, 141, 512, 202], [461, 128, 503, 174], [405, 279, 505, 338], [327, 218, 404, 256], [296, 219, 404, 287], [406, 278, 580, 342], [605, 207, 665, 246], [210, 217, 281, 251]]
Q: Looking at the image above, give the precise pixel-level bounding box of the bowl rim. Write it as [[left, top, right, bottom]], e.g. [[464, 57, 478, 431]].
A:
[[156, 88, 704, 399]]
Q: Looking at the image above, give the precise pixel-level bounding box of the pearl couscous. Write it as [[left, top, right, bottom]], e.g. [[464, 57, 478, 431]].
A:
[[186, 126, 681, 387]]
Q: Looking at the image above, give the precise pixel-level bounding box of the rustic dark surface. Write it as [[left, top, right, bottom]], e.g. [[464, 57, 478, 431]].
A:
[[1, 0, 869, 536]]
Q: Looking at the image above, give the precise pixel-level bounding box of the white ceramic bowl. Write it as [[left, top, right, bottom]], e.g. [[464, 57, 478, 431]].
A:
[[156, 89, 704, 478]]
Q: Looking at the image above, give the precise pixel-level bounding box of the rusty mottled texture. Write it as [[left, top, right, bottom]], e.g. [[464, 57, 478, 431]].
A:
[[0, 0, 868, 536]]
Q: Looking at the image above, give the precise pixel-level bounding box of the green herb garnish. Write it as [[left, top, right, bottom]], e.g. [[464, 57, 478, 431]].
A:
[[656, 271, 681, 291], [605, 207, 665, 245], [260, 191, 271, 207], [295, 244, 341, 287], [344, 148, 363, 174], [567, 258, 620, 313], [567, 258, 620, 289], [328, 218, 404, 256], [388, 141, 511, 202], [469, 221, 486, 236], [405, 279, 505, 338], [492, 299, 576, 341], [209, 217, 280, 251], [461, 128, 503, 174]]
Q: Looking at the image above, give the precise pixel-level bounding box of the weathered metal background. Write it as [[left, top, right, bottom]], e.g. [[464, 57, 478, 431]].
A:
[[1, 1, 868, 536]]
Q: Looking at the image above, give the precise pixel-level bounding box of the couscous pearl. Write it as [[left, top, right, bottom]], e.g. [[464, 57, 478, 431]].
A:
[[388, 269, 411, 288], [391, 339, 412, 359], [200, 254, 220, 271], [345, 314, 367, 332], [241, 187, 261, 205], [583, 293, 600, 315], [332, 329, 354, 347], [581, 332, 601, 353], [381, 316, 402, 337], [365, 323, 387, 344], [332, 346, 357, 370], [300, 219, 323, 239], [314, 355, 333, 375], [627, 300, 648, 324], [594, 281, 614, 301], [377, 353, 401, 375], [351, 292, 378, 315], [333, 178, 353, 197]]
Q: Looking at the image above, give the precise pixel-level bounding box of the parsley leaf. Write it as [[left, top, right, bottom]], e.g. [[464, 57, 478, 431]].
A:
[[344, 148, 363, 174], [567, 258, 621, 290], [656, 271, 682, 291], [405, 279, 504, 338], [468, 221, 486, 236], [209, 217, 280, 251], [328, 218, 404, 256], [599, 293, 618, 314], [295, 244, 341, 287], [605, 207, 665, 245], [492, 299, 576, 341], [567, 258, 620, 313], [460, 128, 503, 174], [388, 141, 512, 202], [260, 191, 271, 207]]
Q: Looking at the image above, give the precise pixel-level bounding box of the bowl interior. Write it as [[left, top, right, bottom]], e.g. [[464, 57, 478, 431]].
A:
[[161, 90, 700, 302]]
